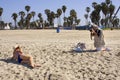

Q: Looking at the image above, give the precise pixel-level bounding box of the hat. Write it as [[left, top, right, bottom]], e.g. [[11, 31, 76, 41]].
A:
[[13, 45, 20, 50], [91, 23, 98, 28]]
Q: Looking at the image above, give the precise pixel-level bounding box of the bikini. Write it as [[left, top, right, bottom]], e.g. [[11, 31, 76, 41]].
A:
[[16, 51, 23, 63]]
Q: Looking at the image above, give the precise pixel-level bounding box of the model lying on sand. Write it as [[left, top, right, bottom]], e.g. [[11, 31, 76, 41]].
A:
[[11, 46, 40, 68]]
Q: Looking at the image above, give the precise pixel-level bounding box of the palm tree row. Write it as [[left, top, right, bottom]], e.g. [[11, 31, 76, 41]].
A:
[[85, 0, 120, 28], [10, 5, 81, 29], [0, 0, 119, 30]]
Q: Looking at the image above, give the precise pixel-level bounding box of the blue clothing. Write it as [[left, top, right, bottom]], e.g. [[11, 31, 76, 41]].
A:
[[16, 51, 23, 63], [18, 54, 23, 63]]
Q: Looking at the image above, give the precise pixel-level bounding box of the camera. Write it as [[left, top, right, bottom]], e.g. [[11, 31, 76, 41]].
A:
[[89, 25, 93, 32]]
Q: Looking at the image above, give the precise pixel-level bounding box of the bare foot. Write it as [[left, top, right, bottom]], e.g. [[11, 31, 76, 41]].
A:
[[30, 64, 41, 68]]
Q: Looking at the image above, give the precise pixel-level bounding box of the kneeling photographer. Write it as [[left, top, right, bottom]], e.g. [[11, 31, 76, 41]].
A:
[[89, 24, 107, 51]]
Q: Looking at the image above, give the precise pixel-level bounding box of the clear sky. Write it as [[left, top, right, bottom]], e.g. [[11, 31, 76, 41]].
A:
[[0, 0, 120, 25]]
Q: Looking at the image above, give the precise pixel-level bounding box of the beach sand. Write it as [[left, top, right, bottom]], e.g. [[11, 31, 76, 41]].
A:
[[0, 30, 120, 80]]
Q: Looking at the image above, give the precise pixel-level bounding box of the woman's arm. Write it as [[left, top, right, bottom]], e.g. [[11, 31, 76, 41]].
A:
[[11, 50, 17, 60]]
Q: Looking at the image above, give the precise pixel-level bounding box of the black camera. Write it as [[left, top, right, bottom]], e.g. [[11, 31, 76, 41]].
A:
[[89, 25, 93, 32]]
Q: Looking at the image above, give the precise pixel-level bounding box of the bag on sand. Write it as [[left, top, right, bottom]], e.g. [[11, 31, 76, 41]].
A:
[[73, 42, 86, 52]]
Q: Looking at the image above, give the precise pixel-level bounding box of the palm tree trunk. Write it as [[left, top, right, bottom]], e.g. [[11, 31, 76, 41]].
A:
[[15, 21, 17, 29], [0, 16, 2, 21]]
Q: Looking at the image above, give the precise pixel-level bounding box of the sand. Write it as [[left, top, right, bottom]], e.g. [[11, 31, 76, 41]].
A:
[[0, 30, 120, 80]]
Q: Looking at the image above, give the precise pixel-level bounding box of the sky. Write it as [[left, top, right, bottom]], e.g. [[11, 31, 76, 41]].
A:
[[0, 0, 120, 26]]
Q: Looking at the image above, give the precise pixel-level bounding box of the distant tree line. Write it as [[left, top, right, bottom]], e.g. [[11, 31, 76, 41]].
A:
[[0, 5, 81, 29], [85, 0, 120, 29], [0, 0, 120, 30]]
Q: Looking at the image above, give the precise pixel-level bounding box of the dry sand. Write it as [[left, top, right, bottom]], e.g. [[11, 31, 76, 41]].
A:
[[0, 30, 120, 80]]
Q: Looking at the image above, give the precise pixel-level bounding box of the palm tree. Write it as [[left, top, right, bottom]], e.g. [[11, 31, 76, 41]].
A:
[[31, 11, 36, 21], [109, 4, 115, 21], [50, 11, 55, 26], [25, 13, 32, 29], [25, 5, 30, 15], [45, 9, 50, 26], [62, 5, 67, 26], [63, 17, 68, 27], [101, 2, 109, 27], [0, 21, 4, 29], [113, 18, 119, 28], [19, 11, 25, 29], [55, 13, 59, 26], [38, 13, 43, 28], [70, 9, 77, 26], [84, 14, 88, 25], [90, 10, 100, 25], [95, 4, 101, 14], [67, 16, 73, 27], [75, 19, 80, 25], [70, 9, 77, 29], [85, 7, 90, 25], [57, 8, 62, 26], [86, 7, 90, 14], [101, 18, 105, 26], [0, 7, 3, 21], [11, 13, 18, 29], [92, 2, 97, 9], [38, 13, 42, 19], [105, 0, 111, 5]]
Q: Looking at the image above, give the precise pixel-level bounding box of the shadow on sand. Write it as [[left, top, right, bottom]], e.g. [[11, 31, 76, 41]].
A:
[[67, 49, 97, 53], [0, 58, 33, 69]]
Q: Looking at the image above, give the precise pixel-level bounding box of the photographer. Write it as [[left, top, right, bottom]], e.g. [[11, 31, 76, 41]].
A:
[[90, 24, 106, 51]]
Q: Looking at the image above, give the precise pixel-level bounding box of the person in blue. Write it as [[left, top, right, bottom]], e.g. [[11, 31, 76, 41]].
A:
[[11, 46, 40, 68]]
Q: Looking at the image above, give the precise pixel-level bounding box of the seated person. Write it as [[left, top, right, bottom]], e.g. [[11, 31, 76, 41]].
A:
[[11, 46, 40, 68]]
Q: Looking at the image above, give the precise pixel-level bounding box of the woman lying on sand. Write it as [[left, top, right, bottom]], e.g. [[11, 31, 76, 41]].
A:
[[11, 46, 40, 68]]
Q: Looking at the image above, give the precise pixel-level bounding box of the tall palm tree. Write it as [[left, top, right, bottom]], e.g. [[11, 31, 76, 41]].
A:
[[19, 11, 25, 29], [57, 8, 62, 26], [90, 10, 100, 25], [55, 13, 59, 26], [85, 7, 90, 25], [62, 5, 67, 26], [25, 5, 30, 15], [25, 13, 32, 29], [45, 9, 50, 26], [38, 13, 43, 28], [0, 7, 3, 21], [50, 11, 55, 26], [101, 2, 109, 27], [84, 14, 88, 25], [109, 4, 115, 20], [11, 13, 18, 29], [70, 9, 77, 29], [70, 9, 77, 25], [31, 11, 36, 21]]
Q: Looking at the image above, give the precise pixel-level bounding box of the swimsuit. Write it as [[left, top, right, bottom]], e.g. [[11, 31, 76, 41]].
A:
[[16, 52, 23, 63]]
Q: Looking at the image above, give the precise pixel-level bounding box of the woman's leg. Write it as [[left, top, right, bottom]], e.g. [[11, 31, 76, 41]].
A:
[[20, 54, 34, 67]]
